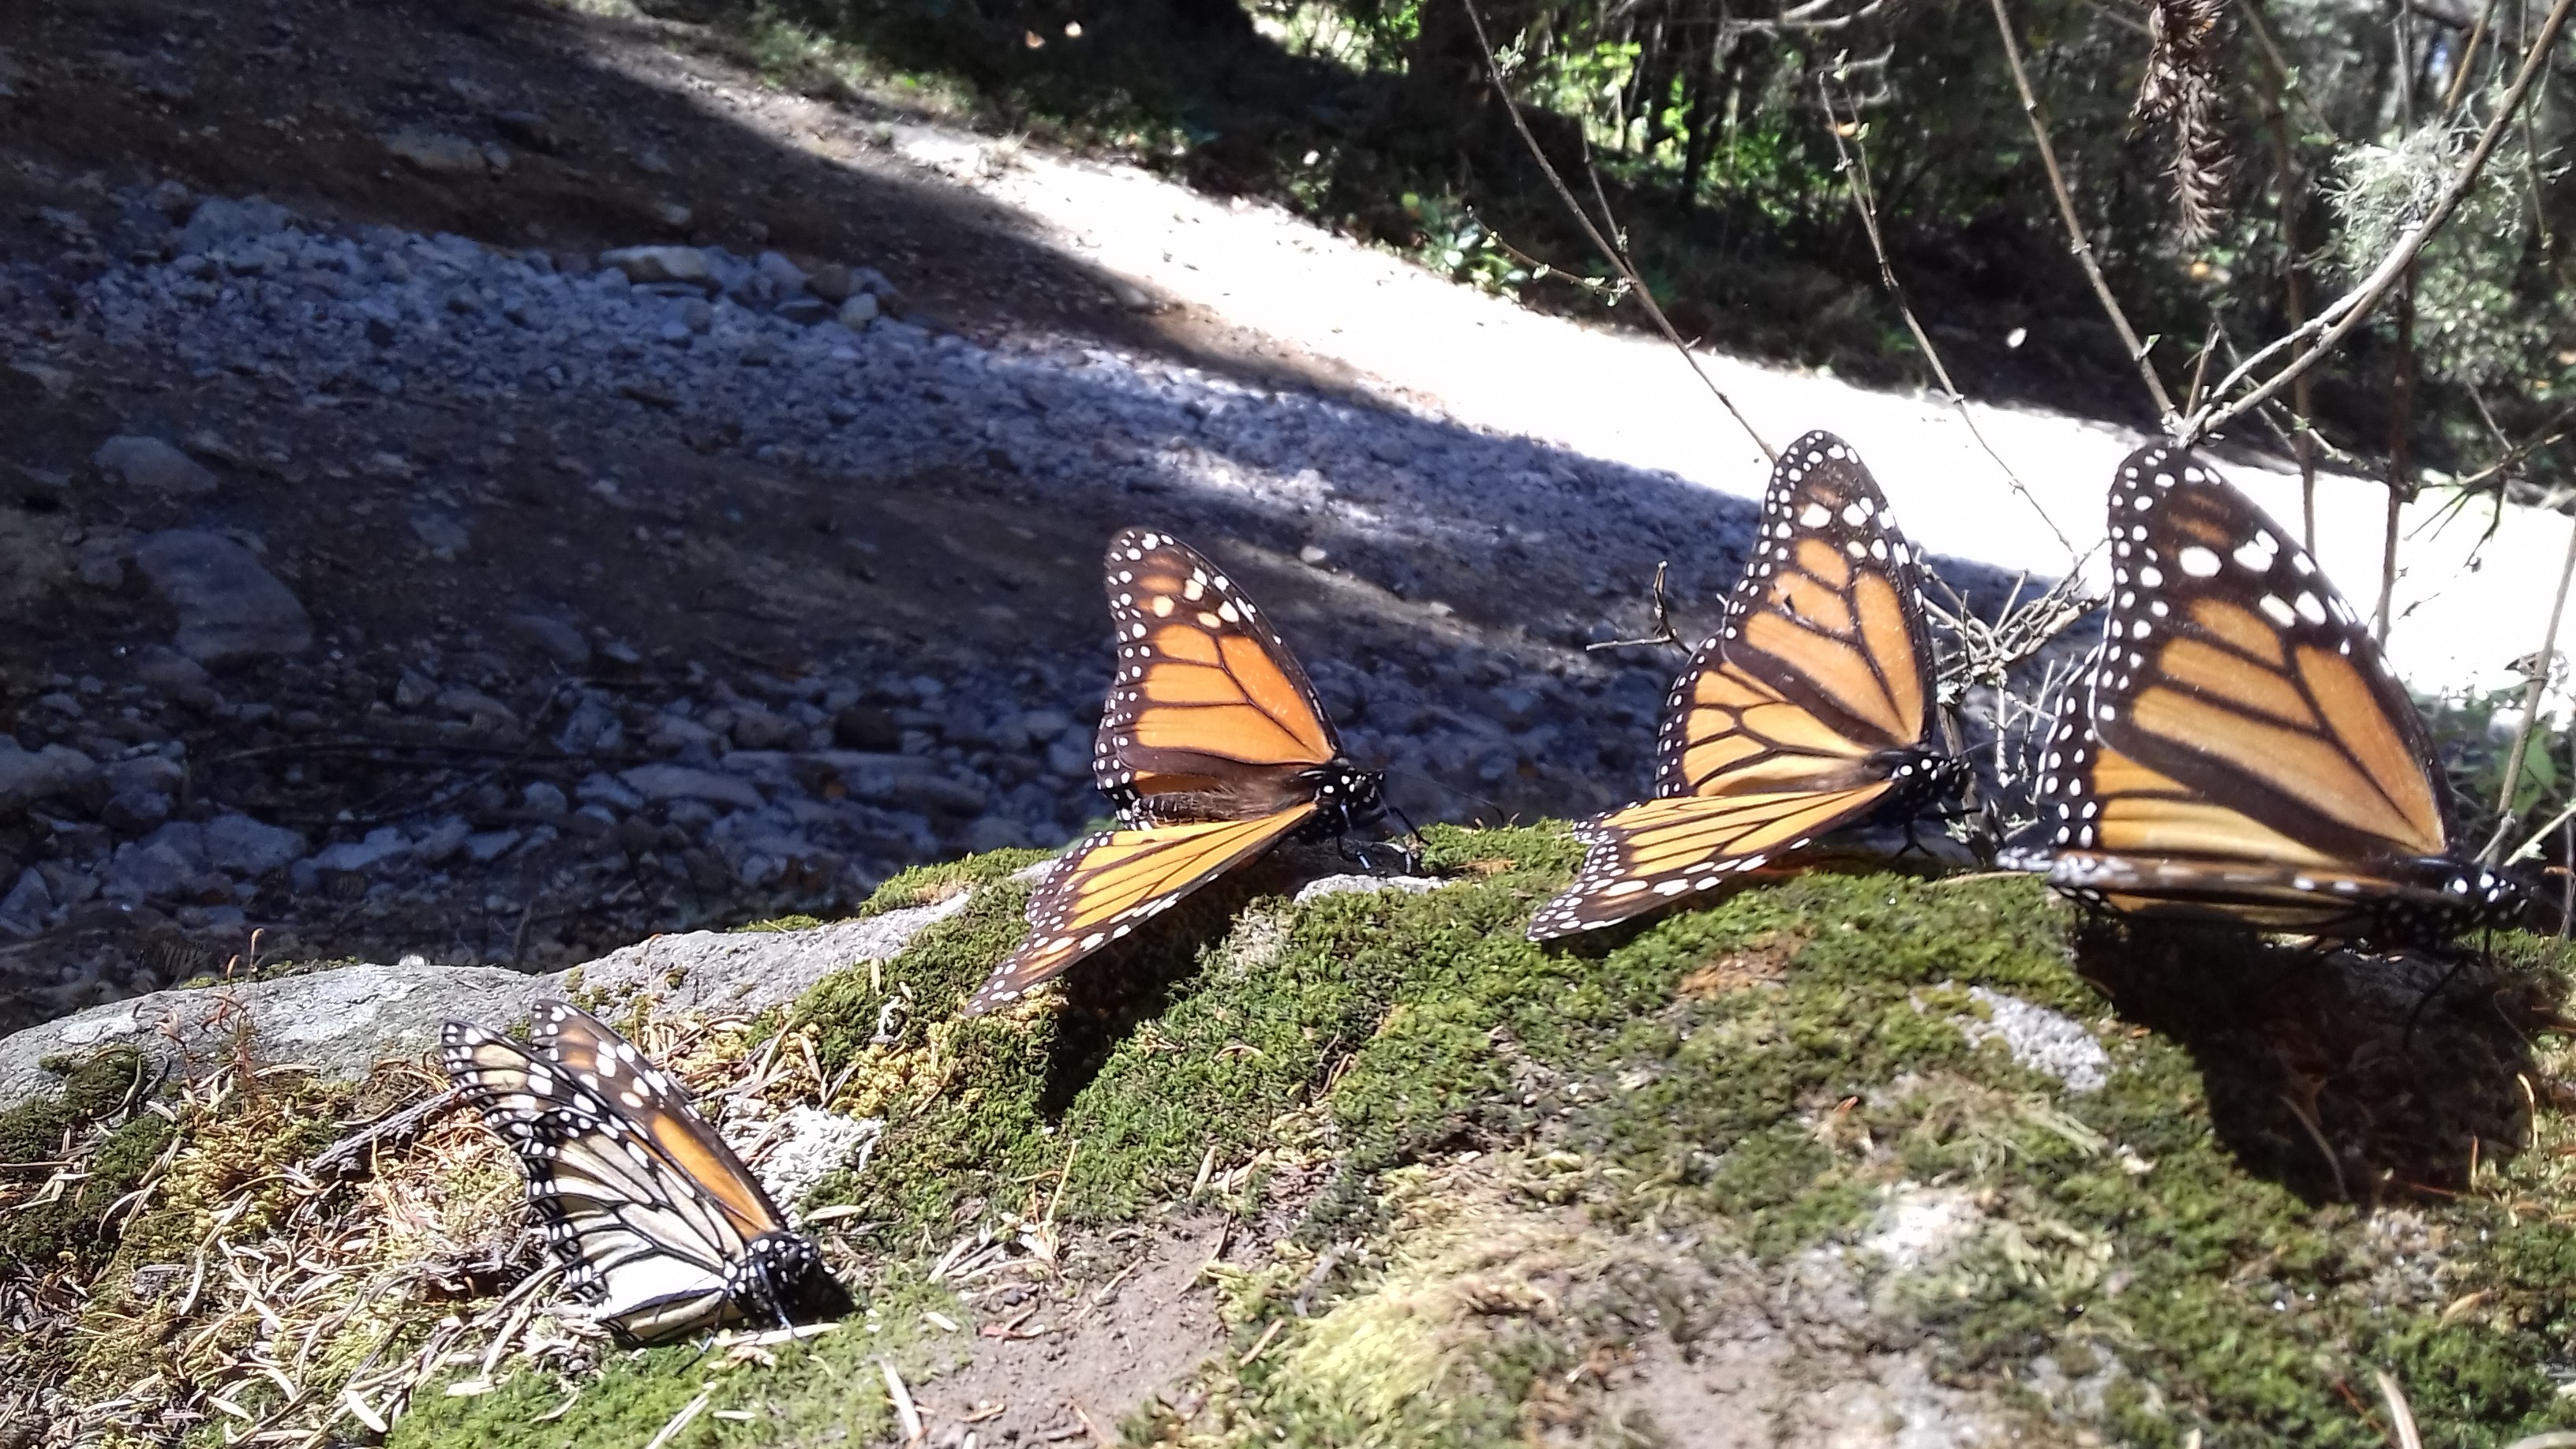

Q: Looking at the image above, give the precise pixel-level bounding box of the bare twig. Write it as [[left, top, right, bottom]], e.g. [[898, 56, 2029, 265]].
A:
[[1986, 0, 2182, 429], [1818, 76, 2076, 561], [2186, 0, 2576, 440], [2245, 34, 2324, 545], [2376, 261, 2421, 643], [2441, 0, 2506, 114], [1586, 560, 1690, 652], [1458, 0, 1775, 462], [2486, 513, 2576, 861]]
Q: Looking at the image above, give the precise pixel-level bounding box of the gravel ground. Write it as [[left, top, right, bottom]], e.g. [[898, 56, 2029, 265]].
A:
[[4, 189, 2031, 1027]]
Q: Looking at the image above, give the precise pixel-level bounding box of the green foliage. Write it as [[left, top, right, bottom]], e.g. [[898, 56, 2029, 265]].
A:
[[0, 1047, 170, 1275]]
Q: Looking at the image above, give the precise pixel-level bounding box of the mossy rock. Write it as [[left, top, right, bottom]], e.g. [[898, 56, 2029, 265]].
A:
[[9, 827, 2576, 1448]]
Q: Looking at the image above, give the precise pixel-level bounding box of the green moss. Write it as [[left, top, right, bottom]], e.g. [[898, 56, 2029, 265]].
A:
[[388, 1269, 964, 1449], [0, 1046, 171, 1275], [853, 848, 1052, 918], [33, 831, 2576, 1448]]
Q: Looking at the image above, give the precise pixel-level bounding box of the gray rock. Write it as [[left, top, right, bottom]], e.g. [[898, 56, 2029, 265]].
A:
[[133, 645, 210, 692], [101, 789, 173, 835], [1953, 987, 2110, 1093], [620, 763, 766, 810], [521, 781, 570, 819], [0, 960, 556, 1108], [384, 129, 489, 176], [0, 888, 994, 1106], [202, 814, 308, 875], [1292, 874, 1451, 905], [774, 296, 833, 326], [102, 822, 210, 901], [730, 706, 799, 751], [1017, 708, 1074, 741], [310, 827, 413, 874], [963, 816, 1032, 852], [435, 687, 518, 728], [413, 818, 473, 863], [133, 530, 314, 665], [107, 754, 185, 796], [575, 893, 975, 1018], [0, 741, 99, 812], [177, 196, 292, 253], [492, 110, 556, 152], [409, 511, 472, 557], [882, 772, 987, 817], [754, 250, 809, 295], [576, 772, 645, 811], [92, 436, 218, 495], [0, 870, 52, 938], [837, 294, 879, 329], [463, 829, 522, 863], [598, 245, 713, 288], [805, 263, 855, 302], [511, 614, 590, 668], [555, 699, 625, 755], [395, 670, 437, 710]]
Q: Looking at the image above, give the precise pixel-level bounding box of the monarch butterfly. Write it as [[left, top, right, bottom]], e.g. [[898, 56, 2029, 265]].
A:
[[1529, 431, 1967, 940], [960, 528, 1391, 1017], [2023, 443, 2520, 942], [440, 1002, 850, 1344]]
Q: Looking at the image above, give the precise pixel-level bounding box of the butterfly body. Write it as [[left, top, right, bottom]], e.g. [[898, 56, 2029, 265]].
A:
[[2025, 444, 2519, 945], [1530, 432, 1966, 940], [964, 529, 1391, 1015], [441, 1003, 850, 1344]]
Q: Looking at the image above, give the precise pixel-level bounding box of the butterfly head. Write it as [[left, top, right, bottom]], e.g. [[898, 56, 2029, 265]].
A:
[[1302, 760, 1387, 835], [736, 1230, 851, 1328]]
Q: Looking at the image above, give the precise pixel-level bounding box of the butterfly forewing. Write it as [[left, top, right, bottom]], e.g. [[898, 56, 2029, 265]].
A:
[[1095, 528, 1340, 820], [528, 1003, 792, 1241], [1532, 432, 1956, 940], [2031, 444, 2513, 940]]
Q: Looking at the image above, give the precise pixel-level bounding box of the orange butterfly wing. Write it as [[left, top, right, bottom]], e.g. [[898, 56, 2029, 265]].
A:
[[1094, 528, 1342, 822], [960, 806, 1320, 1016], [1530, 432, 1953, 940], [2026, 444, 2515, 940], [530, 1002, 790, 1238]]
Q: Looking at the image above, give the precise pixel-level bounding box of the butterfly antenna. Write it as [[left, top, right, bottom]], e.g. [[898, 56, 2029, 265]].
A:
[[1380, 768, 1507, 818]]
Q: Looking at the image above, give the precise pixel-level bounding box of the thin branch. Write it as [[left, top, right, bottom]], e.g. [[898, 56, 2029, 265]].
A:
[[2440, 0, 2506, 114], [1458, 0, 1775, 462], [2185, 0, 2576, 440], [1586, 560, 1691, 651], [2487, 512, 2576, 863], [1818, 76, 2079, 562], [1986, 0, 2181, 429]]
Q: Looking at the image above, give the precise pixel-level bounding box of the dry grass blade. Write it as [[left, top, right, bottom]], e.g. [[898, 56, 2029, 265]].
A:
[[1585, 560, 1689, 653], [2374, 1368, 2423, 1449]]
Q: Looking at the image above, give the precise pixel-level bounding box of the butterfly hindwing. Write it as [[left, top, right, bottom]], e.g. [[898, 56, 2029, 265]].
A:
[[1531, 432, 1956, 940], [960, 806, 1320, 1016], [2030, 443, 2515, 940]]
